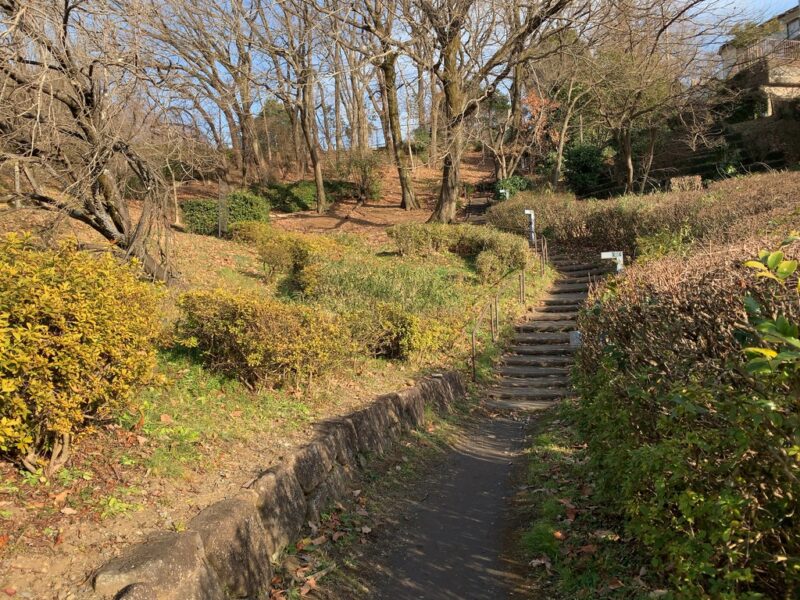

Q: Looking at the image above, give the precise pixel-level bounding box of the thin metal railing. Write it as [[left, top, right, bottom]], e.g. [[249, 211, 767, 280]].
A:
[[468, 234, 548, 381]]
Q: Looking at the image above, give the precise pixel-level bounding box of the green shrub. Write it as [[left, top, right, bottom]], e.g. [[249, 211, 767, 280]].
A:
[[494, 175, 530, 200], [181, 198, 218, 236], [574, 237, 800, 597], [0, 234, 161, 472], [344, 302, 448, 360], [563, 144, 605, 195], [176, 290, 347, 387], [387, 223, 529, 280], [182, 190, 270, 236], [258, 180, 357, 213]]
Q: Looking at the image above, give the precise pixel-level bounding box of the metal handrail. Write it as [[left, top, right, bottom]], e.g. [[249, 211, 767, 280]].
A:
[[467, 234, 549, 381]]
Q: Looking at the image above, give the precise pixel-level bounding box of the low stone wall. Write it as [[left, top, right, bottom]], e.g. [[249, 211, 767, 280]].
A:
[[92, 371, 465, 599]]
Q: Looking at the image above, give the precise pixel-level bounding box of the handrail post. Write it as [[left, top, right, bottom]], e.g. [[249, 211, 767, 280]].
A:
[[471, 330, 477, 382], [489, 301, 496, 341]]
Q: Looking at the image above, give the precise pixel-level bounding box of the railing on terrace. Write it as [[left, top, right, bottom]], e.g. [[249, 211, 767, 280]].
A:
[[728, 38, 800, 77]]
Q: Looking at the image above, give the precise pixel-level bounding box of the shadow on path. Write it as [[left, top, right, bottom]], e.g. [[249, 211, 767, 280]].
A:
[[368, 416, 527, 600]]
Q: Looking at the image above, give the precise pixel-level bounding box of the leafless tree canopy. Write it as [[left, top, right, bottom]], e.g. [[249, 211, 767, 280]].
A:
[[0, 0, 736, 273]]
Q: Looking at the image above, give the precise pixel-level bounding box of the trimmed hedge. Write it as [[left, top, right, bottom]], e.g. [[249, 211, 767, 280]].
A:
[[176, 290, 346, 387], [0, 234, 161, 471], [182, 190, 270, 236], [486, 171, 800, 256], [387, 223, 530, 281], [575, 237, 800, 597]]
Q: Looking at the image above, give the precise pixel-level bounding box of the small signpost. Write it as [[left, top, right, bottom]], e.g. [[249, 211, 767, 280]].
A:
[[601, 251, 624, 272], [524, 209, 536, 246], [499, 188, 510, 201], [569, 330, 582, 347]]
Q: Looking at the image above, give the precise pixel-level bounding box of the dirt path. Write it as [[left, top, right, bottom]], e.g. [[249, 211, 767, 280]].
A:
[[355, 253, 613, 599]]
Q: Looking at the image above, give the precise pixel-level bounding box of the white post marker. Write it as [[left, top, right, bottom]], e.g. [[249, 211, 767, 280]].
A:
[[499, 188, 510, 201], [601, 251, 624, 272], [569, 330, 582, 347], [524, 209, 536, 246]]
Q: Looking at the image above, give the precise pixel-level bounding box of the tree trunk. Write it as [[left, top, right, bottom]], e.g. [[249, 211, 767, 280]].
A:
[[382, 52, 418, 210], [300, 80, 327, 212], [552, 102, 575, 188], [622, 128, 634, 192], [639, 128, 657, 194], [429, 36, 463, 223], [429, 70, 440, 168]]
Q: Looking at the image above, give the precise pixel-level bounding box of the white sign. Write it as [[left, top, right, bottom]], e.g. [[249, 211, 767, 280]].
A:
[[601, 251, 624, 272], [569, 331, 582, 347], [524, 209, 536, 245], [499, 188, 510, 200]]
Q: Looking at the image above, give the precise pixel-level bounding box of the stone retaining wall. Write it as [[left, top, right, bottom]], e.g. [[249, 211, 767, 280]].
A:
[[91, 371, 465, 599]]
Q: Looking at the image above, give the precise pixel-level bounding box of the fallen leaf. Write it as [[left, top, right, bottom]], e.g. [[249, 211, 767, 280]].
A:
[[566, 507, 577, 523], [60, 507, 77, 515], [332, 531, 346, 542], [558, 498, 575, 509], [553, 530, 566, 540], [352, 490, 362, 498], [300, 577, 317, 596], [355, 508, 369, 517], [0, 535, 8, 550], [159, 413, 173, 424], [310, 535, 327, 546], [608, 578, 624, 590], [578, 544, 597, 555], [136, 435, 147, 446], [2, 588, 16, 597], [529, 556, 552, 573], [361, 526, 372, 534], [230, 410, 242, 418], [593, 529, 620, 542], [53, 491, 68, 505]]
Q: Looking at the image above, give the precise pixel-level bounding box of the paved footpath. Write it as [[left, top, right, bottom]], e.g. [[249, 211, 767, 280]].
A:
[[367, 253, 613, 599]]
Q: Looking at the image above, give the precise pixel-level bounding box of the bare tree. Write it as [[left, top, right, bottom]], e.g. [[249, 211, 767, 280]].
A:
[[0, 0, 174, 279]]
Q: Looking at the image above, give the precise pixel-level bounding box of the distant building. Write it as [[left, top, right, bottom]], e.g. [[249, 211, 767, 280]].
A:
[[720, 3, 800, 117]]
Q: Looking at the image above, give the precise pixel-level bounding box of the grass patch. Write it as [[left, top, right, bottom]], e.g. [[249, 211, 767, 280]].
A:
[[119, 351, 312, 478], [518, 403, 662, 599]]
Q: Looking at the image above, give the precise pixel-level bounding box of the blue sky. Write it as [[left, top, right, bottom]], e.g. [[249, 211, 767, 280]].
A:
[[736, 0, 798, 19]]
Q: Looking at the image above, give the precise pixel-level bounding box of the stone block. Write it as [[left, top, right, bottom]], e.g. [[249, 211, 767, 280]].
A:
[[315, 418, 358, 468], [393, 385, 426, 429], [92, 532, 223, 600], [187, 493, 271, 598], [288, 439, 334, 493], [248, 466, 306, 560]]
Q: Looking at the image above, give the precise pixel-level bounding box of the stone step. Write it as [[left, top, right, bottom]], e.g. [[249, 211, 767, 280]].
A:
[[558, 274, 608, 285], [528, 311, 580, 321], [498, 376, 570, 388], [543, 294, 587, 306], [536, 304, 581, 314], [498, 366, 570, 378], [507, 344, 576, 356], [551, 283, 590, 294], [557, 262, 609, 273], [502, 354, 574, 367], [485, 397, 558, 411], [488, 387, 569, 400], [513, 332, 570, 345], [558, 268, 615, 278], [516, 320, 576, 332]]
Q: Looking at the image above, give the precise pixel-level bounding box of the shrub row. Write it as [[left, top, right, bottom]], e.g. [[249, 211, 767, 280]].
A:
[[486, 171, 800, 257], [574, 236, 800, 597], [255, 179, 358, 213], [387, 223, 530, 282], [0, 234, 161, 471], [176, 291, 345, 388], [182, 190, 271, 236], [494, 175, 530, 200]]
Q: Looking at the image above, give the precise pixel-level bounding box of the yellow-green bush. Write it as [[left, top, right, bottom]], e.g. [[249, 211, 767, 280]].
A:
[[387, 223, 529, 281], [176, 290, 348, 387], [345, 302, 450, 360], [230, 221, 341, 287], [0, 234, 160, 470]]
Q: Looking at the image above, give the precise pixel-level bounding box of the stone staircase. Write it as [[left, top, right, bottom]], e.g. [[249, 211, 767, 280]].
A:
[[488, 253, 614, 409]]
